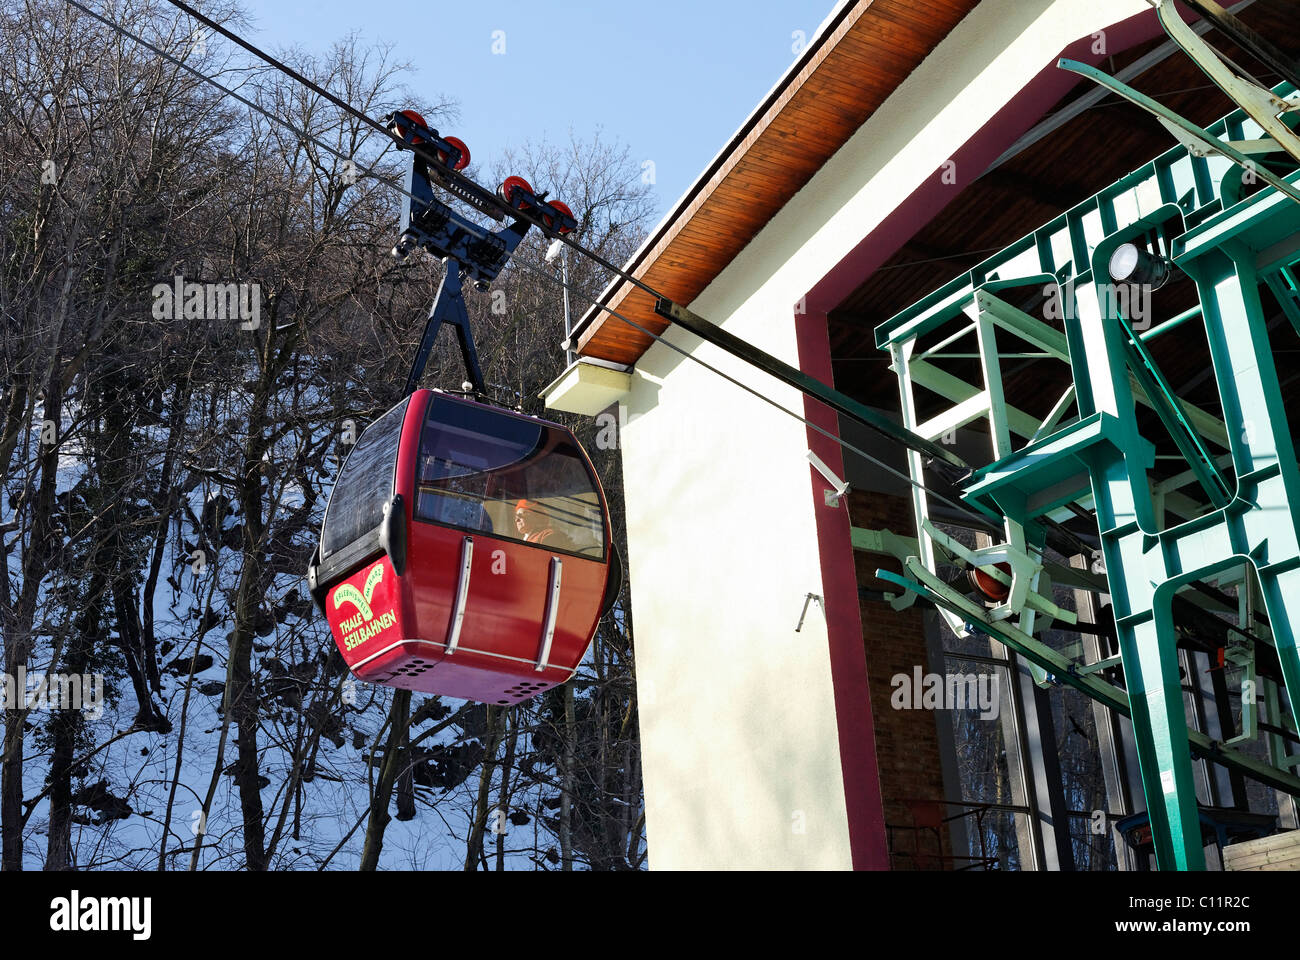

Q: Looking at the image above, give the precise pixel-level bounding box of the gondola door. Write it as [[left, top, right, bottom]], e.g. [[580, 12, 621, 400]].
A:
[[405, 392, 611, 705]]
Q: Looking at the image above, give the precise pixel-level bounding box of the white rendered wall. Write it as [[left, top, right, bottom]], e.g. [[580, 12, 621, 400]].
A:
[[621, 0, 1150, 869]]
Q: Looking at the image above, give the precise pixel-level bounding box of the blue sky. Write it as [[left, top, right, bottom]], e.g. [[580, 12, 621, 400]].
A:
[[244, 0, 840, 219]]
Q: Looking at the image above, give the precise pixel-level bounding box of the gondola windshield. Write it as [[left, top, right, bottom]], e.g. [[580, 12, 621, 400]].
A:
[[320, 397, 409, 561], [415, 395, 606, 559]]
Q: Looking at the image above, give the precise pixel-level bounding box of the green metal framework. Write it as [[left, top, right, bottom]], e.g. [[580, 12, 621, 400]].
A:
[[876, 66, 1300, 868]]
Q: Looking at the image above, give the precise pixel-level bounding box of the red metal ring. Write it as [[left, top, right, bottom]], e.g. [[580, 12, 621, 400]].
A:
[[968, 562, 1012, 603], [441, 136, 470, 170], [499, 175, 534, 210], [548, 200, 574, 235], [399, 109, 427, 145]]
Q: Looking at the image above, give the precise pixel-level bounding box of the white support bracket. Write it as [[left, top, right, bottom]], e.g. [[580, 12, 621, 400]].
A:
[[806, 449, 850, 507]]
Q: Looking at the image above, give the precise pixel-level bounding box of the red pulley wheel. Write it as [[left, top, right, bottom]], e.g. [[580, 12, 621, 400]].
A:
[[439, 136, 470, 170], [968, 562, 1012, 603], [499, 175, 534, 210], [547, 200, 574, 234], [399, 109, 428, 145]]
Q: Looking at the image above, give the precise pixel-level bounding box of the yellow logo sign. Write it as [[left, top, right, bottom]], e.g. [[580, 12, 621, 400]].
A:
[[333, 564, 384, 621], [334, 564, 396, 651]]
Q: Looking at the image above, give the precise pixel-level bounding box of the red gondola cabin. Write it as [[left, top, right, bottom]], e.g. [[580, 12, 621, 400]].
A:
[[308, 390, 617, 705]]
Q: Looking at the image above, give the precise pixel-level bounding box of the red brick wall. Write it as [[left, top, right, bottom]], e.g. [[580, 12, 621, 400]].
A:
[[848, 490, 952, 869]]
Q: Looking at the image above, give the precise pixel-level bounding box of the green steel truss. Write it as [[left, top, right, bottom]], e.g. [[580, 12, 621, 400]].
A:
[[876, 71, 1300, 869]]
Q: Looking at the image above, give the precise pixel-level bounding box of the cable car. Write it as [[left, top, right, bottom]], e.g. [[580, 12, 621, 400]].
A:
[[305, 115, 614, 704], [308, 389, 618, 705]]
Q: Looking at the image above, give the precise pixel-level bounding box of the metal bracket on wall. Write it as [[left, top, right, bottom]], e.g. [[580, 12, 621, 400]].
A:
[[808, 449, 851, 507], [795, 592, 825, 633]]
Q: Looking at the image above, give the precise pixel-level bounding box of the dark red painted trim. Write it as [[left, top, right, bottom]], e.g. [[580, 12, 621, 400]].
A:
[[796, 6, 1174, 869], [797, 306, 889, 870]]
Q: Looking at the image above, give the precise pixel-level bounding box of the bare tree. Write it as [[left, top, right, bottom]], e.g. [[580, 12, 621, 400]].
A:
[[1, 0, 648, 871]]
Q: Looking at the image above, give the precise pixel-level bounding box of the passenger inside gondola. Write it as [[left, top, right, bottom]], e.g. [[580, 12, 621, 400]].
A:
[[514, 499, 575, 551]]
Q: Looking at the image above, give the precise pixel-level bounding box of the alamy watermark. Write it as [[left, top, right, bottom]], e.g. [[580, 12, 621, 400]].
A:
[[1, 668, 105, 720], [891, 666, 999, 720], [50, 890, 150, 940], [151, 274, 260, 329], [1044, 281, 1154, 331]]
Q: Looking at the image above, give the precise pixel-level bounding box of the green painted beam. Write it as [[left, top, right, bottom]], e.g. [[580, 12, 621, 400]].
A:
[[1119, 314, 1232, 507]]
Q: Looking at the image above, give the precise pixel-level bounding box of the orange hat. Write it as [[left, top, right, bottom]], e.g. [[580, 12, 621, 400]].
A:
[[515, 499, 533, 513]]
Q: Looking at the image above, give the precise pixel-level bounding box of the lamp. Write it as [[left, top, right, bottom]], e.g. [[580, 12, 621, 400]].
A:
[[1108, 242, 1173, 289]]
